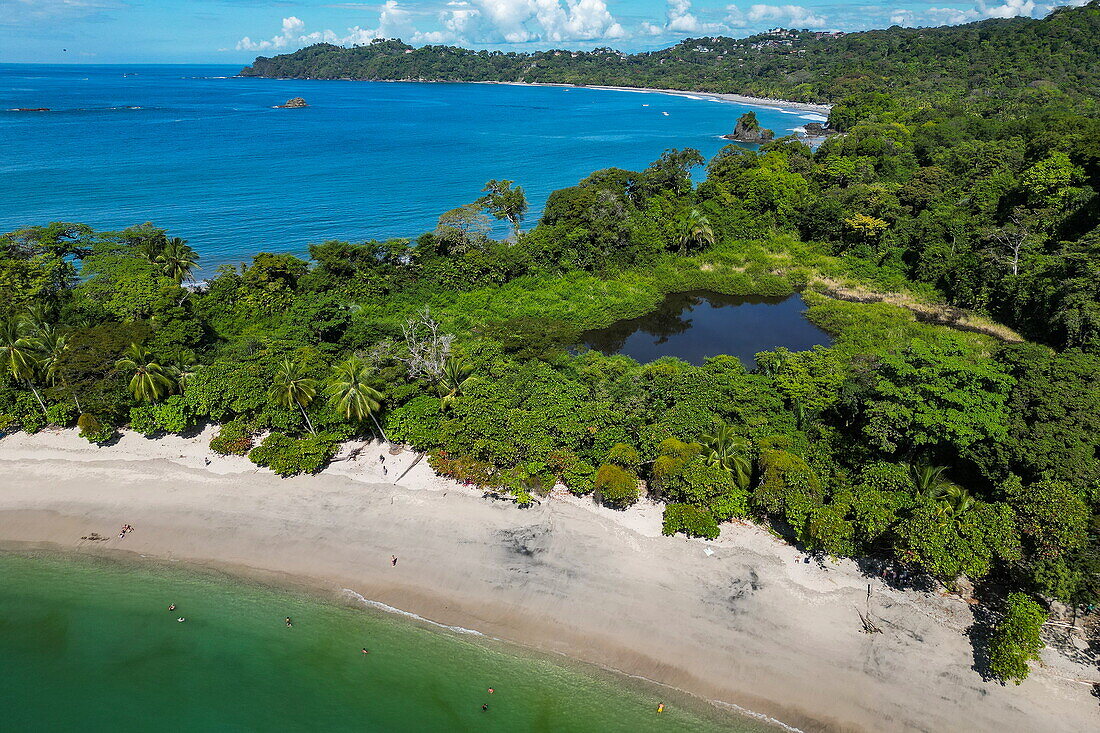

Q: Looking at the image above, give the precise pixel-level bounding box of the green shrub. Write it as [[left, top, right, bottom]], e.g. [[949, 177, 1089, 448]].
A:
[[594, 463, 640, 508], [662, 503, 720, 539], [129, 405, 159, 436], [77, 413, 114, 444], [210, 418, 255, 456], [606, 443, 641, 469], [988, 593, 1047, 685], [248, 432, 340, 476], [46, 402, 77, 427]]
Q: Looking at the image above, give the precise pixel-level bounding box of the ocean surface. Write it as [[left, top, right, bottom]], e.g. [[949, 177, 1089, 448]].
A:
[[0, 64, 825, 271], [0, 552, 773, 732]]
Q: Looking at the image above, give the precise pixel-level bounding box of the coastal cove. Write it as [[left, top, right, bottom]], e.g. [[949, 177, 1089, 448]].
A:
[[0, 65, 824, 272], [0, 429, 1096, 733]]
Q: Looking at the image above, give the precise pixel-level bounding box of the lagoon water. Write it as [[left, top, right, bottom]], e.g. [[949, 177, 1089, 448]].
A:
[[0, 552, 765, 732], [0, 64, 823, 271], [581, 291, 831, 366]]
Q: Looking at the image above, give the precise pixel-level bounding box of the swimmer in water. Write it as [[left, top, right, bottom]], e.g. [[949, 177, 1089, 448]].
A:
[[177, 617, 186, 623], [487, 688, 494, 694], [657, 703, 665, 714], [168, 604, 176, 611], [361, 648, 370, 654], [285, 617, 293, 627], [481, 704, 488, 712]]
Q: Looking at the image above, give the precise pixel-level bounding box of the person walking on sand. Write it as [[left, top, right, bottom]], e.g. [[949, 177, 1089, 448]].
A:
[[391, 555, 398, 567]]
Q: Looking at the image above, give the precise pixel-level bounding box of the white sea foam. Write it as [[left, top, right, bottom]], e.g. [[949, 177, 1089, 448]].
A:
[[800, 113, 828, 122], [341, 590, 804, 731], [340, 588, 484, 636]]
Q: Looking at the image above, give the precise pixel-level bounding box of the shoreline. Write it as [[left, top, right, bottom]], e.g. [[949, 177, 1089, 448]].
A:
[[1, 428, 1096, 732], [478, 81, 832, 115], [235, 73, 832, 115]]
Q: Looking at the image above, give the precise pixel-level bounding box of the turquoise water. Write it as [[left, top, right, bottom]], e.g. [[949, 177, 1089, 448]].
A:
[[0, 552, 768, 732], [0, 64, 824, 270]]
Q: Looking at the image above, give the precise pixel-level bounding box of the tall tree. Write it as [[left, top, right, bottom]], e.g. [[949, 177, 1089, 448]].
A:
[[478, 179, 528, 238], [677, 209, 716, 253], [155, 236, 199, 283], [269, 357, 318, 434], [0, 317, 47, 416], [116, 344, 177, 403], [33, 323, 81, 412], [326, 356, 387, 440]]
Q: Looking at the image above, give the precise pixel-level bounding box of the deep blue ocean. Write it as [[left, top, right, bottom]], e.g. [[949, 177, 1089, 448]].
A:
[[0, 64, 825, 271]]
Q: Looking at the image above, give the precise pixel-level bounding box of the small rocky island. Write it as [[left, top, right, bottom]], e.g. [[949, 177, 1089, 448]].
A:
[[723, 111, 774, 143], [275, 97, 308, 108]]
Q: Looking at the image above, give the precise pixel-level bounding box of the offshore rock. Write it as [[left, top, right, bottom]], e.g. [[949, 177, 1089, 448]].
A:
[[722, 111, 774, 143]]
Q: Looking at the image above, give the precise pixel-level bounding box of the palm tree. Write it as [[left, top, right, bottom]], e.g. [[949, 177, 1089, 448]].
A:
[[937, 484, 975, 521], [116, 344, 176, 403], [0, 318, 47, 416], [437, 357, 476, 410], [155, 237, 199, 283], [326, 356, 387, 440], [701, 422, 752, 489], [677, 209, 716, 253], [35, 325, 81, 412], [270, 357, 318, 434], [905, 463, 961, 500]]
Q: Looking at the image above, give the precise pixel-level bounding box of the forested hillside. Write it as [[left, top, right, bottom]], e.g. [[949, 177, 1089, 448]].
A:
[[240, 2, 1100, 103]]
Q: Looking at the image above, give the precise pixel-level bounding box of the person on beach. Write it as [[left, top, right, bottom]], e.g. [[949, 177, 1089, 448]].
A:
[[285, 617, 293, 627], [391, 555, 398, 566]]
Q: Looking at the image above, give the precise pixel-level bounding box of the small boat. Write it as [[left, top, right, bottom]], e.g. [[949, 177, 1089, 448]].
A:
[[661, 111, 669, 116]]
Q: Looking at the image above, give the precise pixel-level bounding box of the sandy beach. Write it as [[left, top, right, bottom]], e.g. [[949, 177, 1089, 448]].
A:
[[0, 428, 1096, 732], [481, 81, 832, 115]]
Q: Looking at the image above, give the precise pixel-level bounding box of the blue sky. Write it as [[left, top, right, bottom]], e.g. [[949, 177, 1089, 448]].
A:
[[0, 0, 1088, 63]]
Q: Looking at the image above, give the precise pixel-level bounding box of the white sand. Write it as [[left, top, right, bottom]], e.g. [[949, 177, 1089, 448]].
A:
[[480, 81, 832, 114], [1, 429, 1096, 732]]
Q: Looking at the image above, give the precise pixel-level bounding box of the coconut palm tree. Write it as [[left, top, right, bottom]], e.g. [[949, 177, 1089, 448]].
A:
[[0, 318, 47, 416], [437, 357, 476, 410], [905, 463, 960, 500], [326, 356, 387, 440], [937, 484, 975, 521], [701, 422, 752, 489], [269, 357, 318, 434], [677, 209, 716, 253], [116, 344, 176, 403], [155, 237, 199, 283], [35, 325, 81, 412]]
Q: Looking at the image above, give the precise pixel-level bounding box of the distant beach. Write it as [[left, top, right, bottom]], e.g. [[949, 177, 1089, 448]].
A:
[[1, 428, 1096, 733], [480, 81, 832, 116]]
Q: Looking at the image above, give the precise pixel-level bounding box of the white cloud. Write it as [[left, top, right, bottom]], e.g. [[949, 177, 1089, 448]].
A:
[[238, 0, 628, 50], [923, 0, 1089, 26], [745, 4, 827, 27]]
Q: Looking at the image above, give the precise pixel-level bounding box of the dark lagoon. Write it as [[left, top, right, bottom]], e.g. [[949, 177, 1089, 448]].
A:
[[580, 291, 831, 366]]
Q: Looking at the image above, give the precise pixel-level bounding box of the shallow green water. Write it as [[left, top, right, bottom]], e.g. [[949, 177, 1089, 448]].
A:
[[0, 553, 771, 732]]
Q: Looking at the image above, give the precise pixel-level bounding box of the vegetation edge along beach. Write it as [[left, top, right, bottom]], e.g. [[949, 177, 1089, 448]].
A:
[[3, 3, 1100, 731]]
